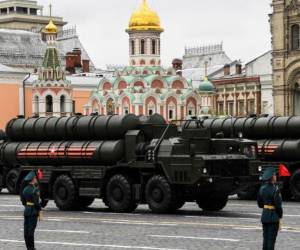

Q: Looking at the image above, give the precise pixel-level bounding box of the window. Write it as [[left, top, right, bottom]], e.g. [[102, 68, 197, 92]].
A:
[[16, 7, 28, 14], [152, 39, 156, 54], [131, 40, 135, 55], [46, 95, 53, 113], [218, 102, 224, 115], [60, 95, 65, 113], [228, 102, 234, 116], [188, 106, 195, 116], [141, 39, 145, 54], [169, 110, 173, 120], [292, 24, 300, 50], [238, 101, 245, 116], [248, 100, 255, 115], [34, 96, 39, 114], [124, 107, 129, 115]]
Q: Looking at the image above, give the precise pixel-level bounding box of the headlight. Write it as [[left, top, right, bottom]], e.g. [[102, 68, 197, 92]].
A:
[[202, 168, 208, 174], [258, 166, 263, 172]]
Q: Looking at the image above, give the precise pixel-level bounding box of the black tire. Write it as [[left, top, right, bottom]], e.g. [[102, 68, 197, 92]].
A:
[[6, 169, 19, 195], [237, 185, 259, 200], [145, 175, 176, 213], [77, 197, 95, 208], [105, 174, 137, 213], [53, 175, 77, 211], [290, 169, 300, 201], [197, 193, 228, 212]]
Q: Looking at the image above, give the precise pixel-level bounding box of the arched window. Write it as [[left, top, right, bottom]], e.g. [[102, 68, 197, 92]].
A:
[[46, 95, 53, 113], [152, 39, 156, 54], [60, 95, 65, 113], [131, 40, 135, 55], [34, 96, 39, 114], [292, 24, 300, 50], [141, 39, 145, 54]]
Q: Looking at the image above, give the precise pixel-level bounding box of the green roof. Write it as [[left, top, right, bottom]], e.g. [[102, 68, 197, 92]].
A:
[[42, 48, 60, 69], [199, 78, 215, 92]]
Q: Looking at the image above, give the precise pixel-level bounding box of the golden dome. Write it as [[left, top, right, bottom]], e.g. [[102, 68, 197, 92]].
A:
[[44, 19, 58, 34], [127, 0, 163, 32]]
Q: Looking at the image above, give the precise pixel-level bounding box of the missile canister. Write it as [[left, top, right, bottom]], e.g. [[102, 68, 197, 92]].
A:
[[0, 140, 124, 166], [5, 114, 140, 141], [257, 139, 300, 161], [197, 116, 300, 139]]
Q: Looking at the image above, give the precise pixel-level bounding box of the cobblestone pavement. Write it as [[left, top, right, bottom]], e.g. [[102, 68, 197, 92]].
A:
[[0, 190, 299, 250]]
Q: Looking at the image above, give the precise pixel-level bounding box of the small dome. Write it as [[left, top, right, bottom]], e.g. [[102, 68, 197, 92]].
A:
[[127, 0, 163, 32], [199, 77, 215, 92], [44, 19, 58, 34]]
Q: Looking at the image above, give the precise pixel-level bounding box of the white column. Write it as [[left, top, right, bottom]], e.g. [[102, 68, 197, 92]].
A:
[[39, 99, 46, 117], [53, 97, 60, 117]]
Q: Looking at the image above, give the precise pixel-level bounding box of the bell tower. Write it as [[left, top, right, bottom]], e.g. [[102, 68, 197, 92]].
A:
[[126, 0, 163, 67], [32, 14, 73, 117], [271, 0, 300, 115]]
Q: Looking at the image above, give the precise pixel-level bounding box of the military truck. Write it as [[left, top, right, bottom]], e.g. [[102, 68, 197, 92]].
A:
[[0, 130, 20, 194], [192, 116, 299, 200], [0, 114, 261, 213]]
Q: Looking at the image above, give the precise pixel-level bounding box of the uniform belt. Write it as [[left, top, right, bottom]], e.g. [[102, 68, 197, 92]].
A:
[[264, 205, 275, 210], [26, 202, 34, 206]]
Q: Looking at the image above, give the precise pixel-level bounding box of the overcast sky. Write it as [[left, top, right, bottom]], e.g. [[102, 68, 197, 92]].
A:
[[38, 0, 272, 68]]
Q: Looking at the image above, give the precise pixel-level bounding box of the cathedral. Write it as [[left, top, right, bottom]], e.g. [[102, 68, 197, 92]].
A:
[[85, 0, 215, 121], [271, 0, 300, 115]]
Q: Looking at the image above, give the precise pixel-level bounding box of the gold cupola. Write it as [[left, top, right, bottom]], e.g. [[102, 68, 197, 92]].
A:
[[127, 0, 163, 32], [43, 19, 58, 34]]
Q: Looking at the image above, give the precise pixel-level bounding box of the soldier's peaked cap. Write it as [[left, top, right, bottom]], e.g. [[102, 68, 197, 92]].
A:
[[261, 167, 276, 181], [24, 171, 36, 182]]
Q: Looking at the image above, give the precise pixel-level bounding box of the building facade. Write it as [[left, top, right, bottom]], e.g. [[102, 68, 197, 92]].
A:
[[212, 65, 261, 117], [85, 0, 215, 121], [182, 43, 232, 85], [0, 0, 66, 32], [271, 0, 300, 115]]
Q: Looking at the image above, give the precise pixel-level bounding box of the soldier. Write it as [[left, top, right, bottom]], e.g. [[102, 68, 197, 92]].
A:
[[257, 167, 283, 250], [21, 171, 42, 250]]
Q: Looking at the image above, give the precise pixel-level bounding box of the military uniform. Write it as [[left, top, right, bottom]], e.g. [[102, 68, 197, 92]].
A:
[[257, 168, 283, 250], [21, 171, 42, 250]]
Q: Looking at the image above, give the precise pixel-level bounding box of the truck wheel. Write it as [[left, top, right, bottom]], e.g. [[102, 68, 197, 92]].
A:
[[106, 174, 137, 213], [77, 197, 95, 208], [290, 169, 300, 201], [145, 175, 175, 213], [6, 169, 19, 195], [53, 175, 77, 211], [197, 194, 228, 212]]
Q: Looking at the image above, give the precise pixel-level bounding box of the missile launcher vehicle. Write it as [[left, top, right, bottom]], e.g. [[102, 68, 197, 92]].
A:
[[0, 114, 261, 213]]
